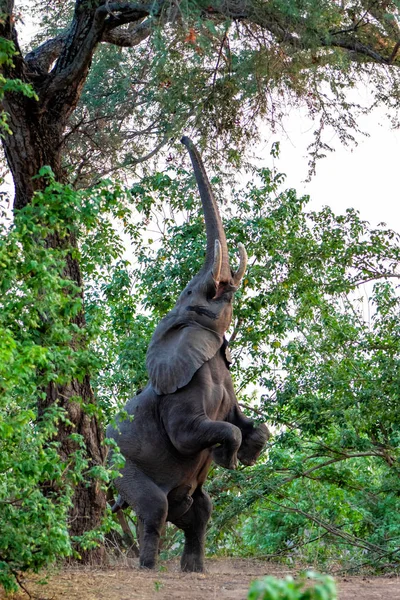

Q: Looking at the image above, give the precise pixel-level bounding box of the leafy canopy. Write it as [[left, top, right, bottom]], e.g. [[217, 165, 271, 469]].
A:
[[11, 0, 400, 185]]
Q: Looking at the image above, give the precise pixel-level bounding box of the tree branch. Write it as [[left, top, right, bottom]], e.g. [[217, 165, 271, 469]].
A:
[[259, 451, 389, 498], [25, 33, 68, 74], [41, 2, 154, 112], [102, 18, 152, 47], [389, 41, 400, 64], [209, 0, 391, 65], [24, 14, 152, 74], [101, 1, 162, 30], [326, 36, 389, 64], [267, 498, 387, 555], [0, 0, 15, 40]]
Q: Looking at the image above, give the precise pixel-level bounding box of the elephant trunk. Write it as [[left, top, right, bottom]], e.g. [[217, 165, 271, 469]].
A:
[[181, 137, 231, 282]]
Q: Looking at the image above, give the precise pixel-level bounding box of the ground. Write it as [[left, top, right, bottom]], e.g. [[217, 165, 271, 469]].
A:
[[2, 559, 400, 600]]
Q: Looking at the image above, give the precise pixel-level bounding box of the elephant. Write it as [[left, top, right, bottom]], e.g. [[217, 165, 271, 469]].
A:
[[106, 136, 269, 572]]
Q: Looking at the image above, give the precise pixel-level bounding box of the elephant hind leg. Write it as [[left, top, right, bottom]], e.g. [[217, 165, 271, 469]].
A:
[[115, 460, 168, 569], [170, 487, 212, 573]]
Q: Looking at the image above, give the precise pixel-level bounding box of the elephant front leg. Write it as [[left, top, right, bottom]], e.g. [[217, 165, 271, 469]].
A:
[[171, 419, 242, 470], [114, 460, 168, 569], [170, 487, 212, 572]]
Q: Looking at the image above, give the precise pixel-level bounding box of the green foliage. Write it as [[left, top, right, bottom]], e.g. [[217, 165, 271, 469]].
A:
[[0, 200, 77, 590], [248, 571, 337, 600], [0, 38, 37, 135], [23, 0, 395, 185], [0, 172, 131, 592]]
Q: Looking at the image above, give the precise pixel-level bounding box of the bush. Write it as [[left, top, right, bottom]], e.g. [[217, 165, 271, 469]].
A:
[[248, 571, 337, 600]]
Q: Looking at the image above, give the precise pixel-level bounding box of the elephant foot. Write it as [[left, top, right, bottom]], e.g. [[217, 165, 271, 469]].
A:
[[212, 446, 238, 470], [139, 558, 156, 569], [181, 554, 205, 573]]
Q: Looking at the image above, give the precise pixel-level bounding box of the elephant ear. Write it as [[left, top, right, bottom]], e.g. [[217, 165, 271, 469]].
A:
[[146, 317, 223, 395]]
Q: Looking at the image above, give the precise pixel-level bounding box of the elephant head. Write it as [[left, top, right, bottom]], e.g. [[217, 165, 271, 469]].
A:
[[146, 137, 247, 395]]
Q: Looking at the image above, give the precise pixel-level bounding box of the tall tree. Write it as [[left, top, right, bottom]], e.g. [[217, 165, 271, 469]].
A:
[[1, 0, 400, 545]]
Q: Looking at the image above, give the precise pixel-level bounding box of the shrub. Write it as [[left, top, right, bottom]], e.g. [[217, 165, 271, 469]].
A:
[[248, 571, 337, 600]]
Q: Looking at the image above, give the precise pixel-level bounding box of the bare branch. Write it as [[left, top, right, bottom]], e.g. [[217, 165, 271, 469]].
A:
[[208, 0, 391, 65], [69, 136, 170, 188], [325, 36, 389, 64], [228, 317, 243, 345], [100, 136, 170, 175], [267, 498, 387, 555], [389, 41, 400, 64], [43, 2, 155, 110], [361, 0, 400, 41], [238, 402, 264, 419]]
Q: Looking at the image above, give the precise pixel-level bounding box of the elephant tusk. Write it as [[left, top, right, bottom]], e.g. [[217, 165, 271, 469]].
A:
[[212, 239, 222, 281], [233, 243, 248, 284]]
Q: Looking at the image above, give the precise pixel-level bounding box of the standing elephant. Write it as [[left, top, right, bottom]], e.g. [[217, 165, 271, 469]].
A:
[[106, 137, 269, 572]]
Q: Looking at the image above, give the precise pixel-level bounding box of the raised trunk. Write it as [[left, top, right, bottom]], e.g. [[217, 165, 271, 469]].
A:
[[181, 137, 231, 281], [2, 92, 107, 553]]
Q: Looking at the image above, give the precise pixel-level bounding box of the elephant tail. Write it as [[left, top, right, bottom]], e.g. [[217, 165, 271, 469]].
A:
[[111, 494, 129, 513]]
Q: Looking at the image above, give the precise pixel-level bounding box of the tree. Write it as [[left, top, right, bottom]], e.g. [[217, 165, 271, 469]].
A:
[[1, 0, 400, 548]]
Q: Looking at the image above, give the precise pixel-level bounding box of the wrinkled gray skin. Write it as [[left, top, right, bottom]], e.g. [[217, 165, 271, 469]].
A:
[[106, 137, 269, 572]]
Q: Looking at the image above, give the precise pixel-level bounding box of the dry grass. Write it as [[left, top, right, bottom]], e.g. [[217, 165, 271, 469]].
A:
[[2, 558, 400, 600]]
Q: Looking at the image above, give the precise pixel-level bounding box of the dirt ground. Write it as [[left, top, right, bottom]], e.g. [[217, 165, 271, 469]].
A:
[[3, 558, 400, 600]]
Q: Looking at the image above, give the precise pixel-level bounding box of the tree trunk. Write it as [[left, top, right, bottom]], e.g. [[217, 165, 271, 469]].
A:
[[0, 0, 156, 558], [2, 90, 108, 553]]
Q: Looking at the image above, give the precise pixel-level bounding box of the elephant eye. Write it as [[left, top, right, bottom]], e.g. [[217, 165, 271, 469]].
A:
[[187, 290, 192, 295]]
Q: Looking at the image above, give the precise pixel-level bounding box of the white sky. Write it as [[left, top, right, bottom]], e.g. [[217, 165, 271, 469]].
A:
[[3, 111, 398, 238], [260, 109, 400, 230]]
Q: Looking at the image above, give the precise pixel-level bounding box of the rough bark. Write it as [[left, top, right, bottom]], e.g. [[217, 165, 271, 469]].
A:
[[2, 96, 63, 207]]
